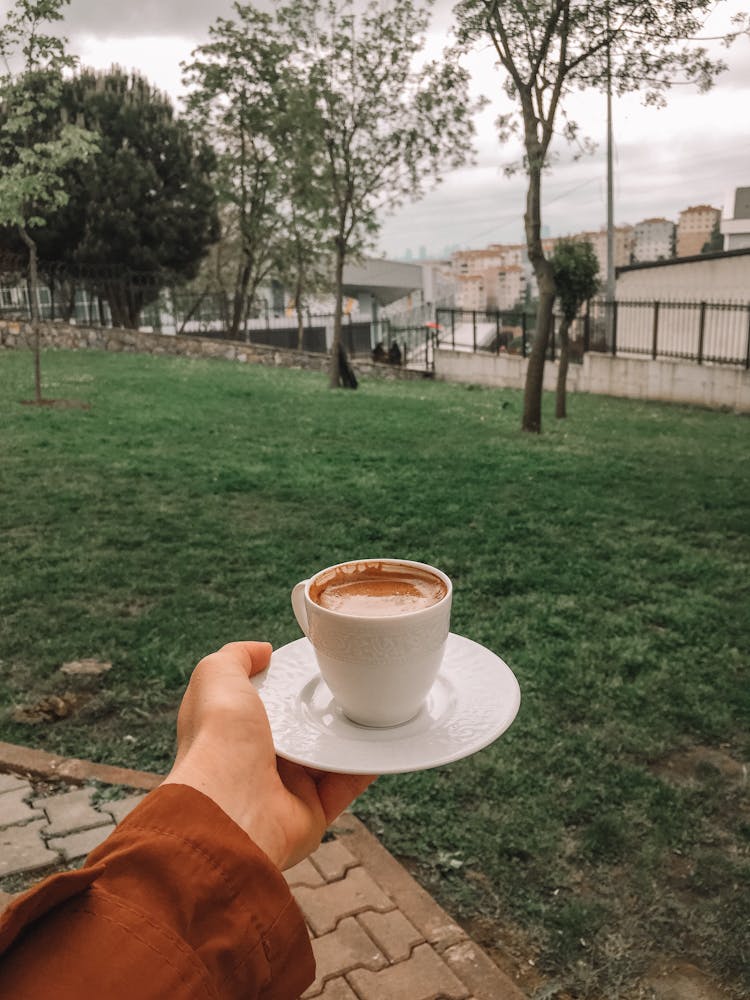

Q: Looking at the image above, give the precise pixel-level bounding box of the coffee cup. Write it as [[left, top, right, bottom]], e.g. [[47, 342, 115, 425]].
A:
[[291, 558, 452, 727]]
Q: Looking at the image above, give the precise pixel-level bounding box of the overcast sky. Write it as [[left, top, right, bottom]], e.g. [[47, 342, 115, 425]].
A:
[[3, 0, 748, 258]]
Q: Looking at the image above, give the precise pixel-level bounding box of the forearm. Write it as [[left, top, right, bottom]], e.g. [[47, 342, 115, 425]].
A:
[[0, 785, 314, 1000]]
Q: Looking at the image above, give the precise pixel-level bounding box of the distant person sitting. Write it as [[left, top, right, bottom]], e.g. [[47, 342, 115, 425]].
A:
[[388, 341, 402, 366], [372, 341, 387, 363]]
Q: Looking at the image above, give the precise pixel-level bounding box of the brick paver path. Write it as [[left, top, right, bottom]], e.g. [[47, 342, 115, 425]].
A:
[[0, 750, 524, 999]]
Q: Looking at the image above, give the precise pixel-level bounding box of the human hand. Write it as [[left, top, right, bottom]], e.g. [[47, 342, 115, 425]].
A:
[[162, 641, 376, 870]]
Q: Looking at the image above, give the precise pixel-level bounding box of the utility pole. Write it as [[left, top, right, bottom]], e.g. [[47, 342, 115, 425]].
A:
[[605, 3, 616, 346]]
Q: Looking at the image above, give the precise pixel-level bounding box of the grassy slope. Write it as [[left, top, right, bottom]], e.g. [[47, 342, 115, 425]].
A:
[[1, 349, 748, 996]]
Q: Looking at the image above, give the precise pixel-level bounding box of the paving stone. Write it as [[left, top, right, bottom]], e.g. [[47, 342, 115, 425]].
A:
[[293, 867, 394, 936], [0, 773, 31, 795], [346, 942, 470, 1000], [442, 940, 527, 1000], [48, 823, 116, 861], [302, 917, 388, 998], [284, 858, 326, 889], [0, 789, 44, 830], [0, 820, 61, 877], [33, 788, 111, 836], [313, 980, 358, 1000], [358, 909, 424, 963], [310, 839, 359, 882], [100, 793, 147, 825]]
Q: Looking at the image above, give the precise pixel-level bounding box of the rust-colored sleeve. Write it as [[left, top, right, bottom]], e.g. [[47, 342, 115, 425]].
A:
[[0, 784, 315, 999]]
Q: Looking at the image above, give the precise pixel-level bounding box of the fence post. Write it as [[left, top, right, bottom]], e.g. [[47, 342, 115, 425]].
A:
[[522, 311, 528, 358], [451, 309, 455, 350], [472, 310, 477, 352], [495, 311, 500, 354], [611, 301, 618, 357], [746, 305, 750, 370], [651, 301, 659, 360], [697, 301, 706, 365]]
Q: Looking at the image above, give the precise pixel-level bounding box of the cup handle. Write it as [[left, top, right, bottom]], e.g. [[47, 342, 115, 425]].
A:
[[291, 580, 310, 636]]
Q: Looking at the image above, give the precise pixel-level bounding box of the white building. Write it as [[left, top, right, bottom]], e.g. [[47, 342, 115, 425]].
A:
[[720, 186, 750, 251], [633, 218, 675, 262]]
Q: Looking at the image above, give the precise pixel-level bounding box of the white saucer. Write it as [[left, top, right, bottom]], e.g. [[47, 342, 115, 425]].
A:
[[251, 633, 521, 774]]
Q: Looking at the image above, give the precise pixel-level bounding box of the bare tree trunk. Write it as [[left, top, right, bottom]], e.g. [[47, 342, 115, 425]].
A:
[[295, 266, 305, 351], [231, 259, 252, 340], [177, 288, 208, 336], [522, 154, 555, 432], [555, 317, 571, 419], [18, 225, 42, 404], [329, 238, 346, 388]]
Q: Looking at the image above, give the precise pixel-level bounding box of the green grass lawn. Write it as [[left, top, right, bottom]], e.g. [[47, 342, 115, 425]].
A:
[[1, 348, 748, 997]]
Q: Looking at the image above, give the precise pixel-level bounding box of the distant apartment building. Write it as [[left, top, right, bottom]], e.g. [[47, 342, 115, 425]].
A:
[[633, 218, 675, 262], [676, 204, 721, 257], [720, 186, 750, 250], [452, 244, 531, 311], [576, 226, 634, 275], [494, 266, 526, 310], [455, 273, 486, 310]]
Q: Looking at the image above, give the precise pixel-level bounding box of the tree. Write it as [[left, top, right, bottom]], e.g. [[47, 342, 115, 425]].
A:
[[182, 7, 293, 340], [279, 0, 479, 388], [550, 239, 599, 419], [701, 218, 723, 254], [64, 69, 218, 328], [0, 0, 97, 402], [456, 0, 747, 432], [2, 67, 219, 329]]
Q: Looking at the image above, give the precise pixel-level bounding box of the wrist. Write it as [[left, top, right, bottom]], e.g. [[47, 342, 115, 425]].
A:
[[163, 756, 289, 869]]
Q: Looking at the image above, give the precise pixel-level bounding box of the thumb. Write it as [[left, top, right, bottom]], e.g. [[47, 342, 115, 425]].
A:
[[217, 641, 273, 678]]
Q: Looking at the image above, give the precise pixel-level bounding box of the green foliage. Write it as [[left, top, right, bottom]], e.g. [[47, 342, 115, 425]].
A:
[[185, 0, 479, 370], [2, 66, 219, 328], [182, 7, 294, 332], [550, 239, 600, 322], [0, 0, 98, 233], [278, 0, 479, 379]]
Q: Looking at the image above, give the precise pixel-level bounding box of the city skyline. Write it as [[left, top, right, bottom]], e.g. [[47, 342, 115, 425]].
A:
[[4, 0, 748, 260]]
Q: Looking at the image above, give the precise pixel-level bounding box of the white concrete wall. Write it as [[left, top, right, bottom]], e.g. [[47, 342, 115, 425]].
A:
[[616, 253, 750, 301], [435, 349, 750, 412]]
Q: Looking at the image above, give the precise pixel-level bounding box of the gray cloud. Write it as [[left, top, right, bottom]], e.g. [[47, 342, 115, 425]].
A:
[[51, 0, 457, 41]]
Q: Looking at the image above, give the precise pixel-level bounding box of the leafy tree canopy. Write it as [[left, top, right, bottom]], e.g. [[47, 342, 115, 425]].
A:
[[3, 65, 219, 327], [550, 239, 600, 322]]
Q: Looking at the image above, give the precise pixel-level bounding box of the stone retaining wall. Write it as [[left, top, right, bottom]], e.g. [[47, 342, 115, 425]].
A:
[[0, 319, 428, 383]]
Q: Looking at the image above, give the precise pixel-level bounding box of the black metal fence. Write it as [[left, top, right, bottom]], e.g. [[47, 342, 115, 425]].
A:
[[585, 299, 750, 367], [418, 302, 750, 370]]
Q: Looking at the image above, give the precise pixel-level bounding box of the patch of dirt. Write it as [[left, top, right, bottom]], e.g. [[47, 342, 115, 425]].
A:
[[19, 398, 91, 409], [640, 960, 731, 1000], [463, 913, 551, 998], [649, 745, 747, 787], [10, 692, 91, 724]]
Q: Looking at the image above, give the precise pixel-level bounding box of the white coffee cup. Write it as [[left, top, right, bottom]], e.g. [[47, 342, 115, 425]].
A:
[[291, 558, 452, 728]]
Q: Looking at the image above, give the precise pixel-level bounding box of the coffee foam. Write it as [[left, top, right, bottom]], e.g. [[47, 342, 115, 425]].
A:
[[310, 561, 447, 618]]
